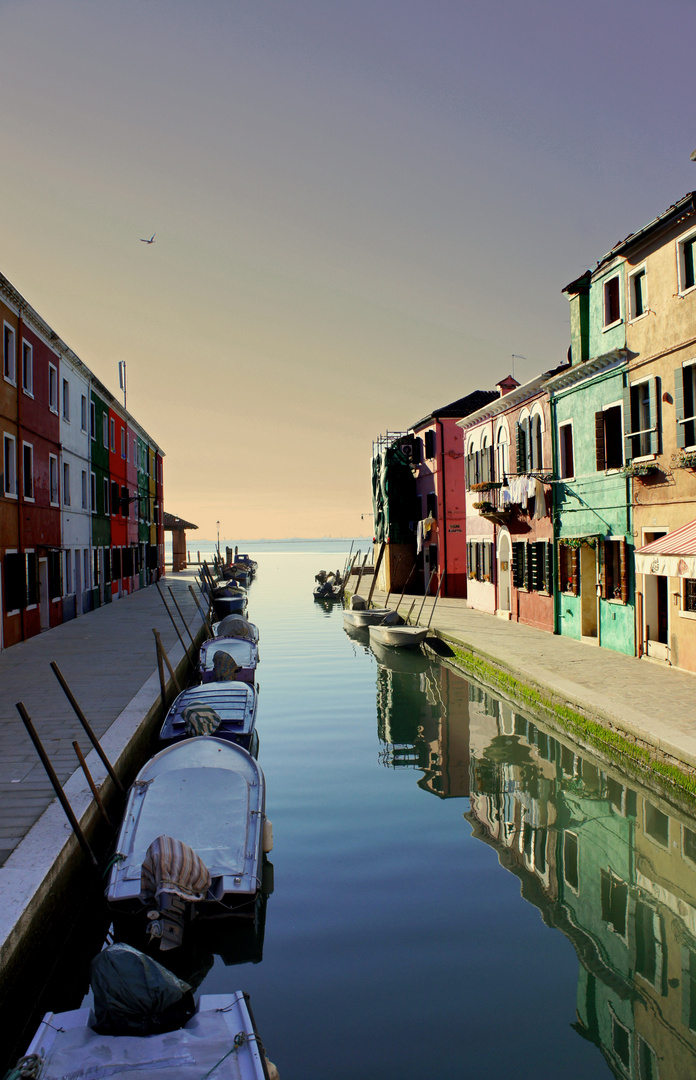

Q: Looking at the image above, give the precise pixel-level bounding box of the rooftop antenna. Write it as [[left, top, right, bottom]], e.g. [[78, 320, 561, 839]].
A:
[[511, 354, 526, 379], [118, 361, 127, 413], [691, 149, 696, 162]]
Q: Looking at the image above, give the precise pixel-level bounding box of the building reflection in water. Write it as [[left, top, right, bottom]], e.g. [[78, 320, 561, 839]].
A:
[[372, 649, 696, 1080]]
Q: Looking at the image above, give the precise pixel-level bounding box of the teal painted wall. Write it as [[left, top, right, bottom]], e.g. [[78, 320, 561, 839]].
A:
[[589, 264, 626, 359], [551, 362, 635, 655]]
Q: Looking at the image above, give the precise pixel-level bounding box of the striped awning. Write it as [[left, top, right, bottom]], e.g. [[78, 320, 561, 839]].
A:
[[634, 519, 696, 578]]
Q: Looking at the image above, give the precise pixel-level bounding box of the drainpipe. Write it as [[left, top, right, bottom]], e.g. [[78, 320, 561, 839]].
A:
[[550, 394, 559, 636], [436, 417, 448, 597], [16, 305, 25, 641]]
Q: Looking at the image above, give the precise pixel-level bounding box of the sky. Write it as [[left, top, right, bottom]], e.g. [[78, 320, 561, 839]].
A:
[[1, 0, 695, 540]]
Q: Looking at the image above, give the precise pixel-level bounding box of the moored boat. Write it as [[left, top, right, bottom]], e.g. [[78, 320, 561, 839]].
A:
[[105, 738, 272, 943], [214, 613, 259, 641], [159, 682, 259, 755], [368, 624, 428, 649], [199, 637, 259, 684], [343, 607, 400, 628]]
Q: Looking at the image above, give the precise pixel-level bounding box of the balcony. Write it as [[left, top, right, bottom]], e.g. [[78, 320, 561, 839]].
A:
[[471, 474, 553, 524]]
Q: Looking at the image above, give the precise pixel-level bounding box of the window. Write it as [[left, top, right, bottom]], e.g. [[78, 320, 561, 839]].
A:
[[596, 405, 623, 470], [3, 323, 16, 383], [512, 541, 553, 592], [600, 870, 628, 938], [684, 578, 696, 614], [601, 539, 627, 603], [611, 1015, 630, 1071], [103, 477, 110, 515], [530, 413, 543, 470], [426, 492, 437, 519], [559, 423, 574, 479], [49, 454, 59, 505], [62, 378, 70, 421], [636, 1036, 658, 1080], [625, 378, 658, 459], [22, 442, 33, 500], [90, 472, 96, 513], [64, 549, 73, 595], [424, 430, 436, 459], [516, 418, 530, 474], [63, 462, 71, 506], [21, 341, 33, 395], [629, 266, 647, 319], [678, 231, 696, 294], [110, 417, 115, 452], [103, 413, 108, 449], [48, 551, 61, 600], [512, 542, 527, 588], [121, 427, 126, 459], [675, 361, 696, 449], [644, 802, 669, 847], [4, 551, 24, 612], [121, 485, 129, 518], [48, 364, 58, 412], [81, 395, 87, 433], [634, 900, 663, 988], [25, 552, 37, 607], [563, 831, 579, 891], [81, 470, 88, 510], [111, 481, 120, 517], [603, 274, 621, 327], [467, 541, 494, 582], [3, 434, 17, 497], [84, 548, 90, 590], [90, 401, 96, 440]]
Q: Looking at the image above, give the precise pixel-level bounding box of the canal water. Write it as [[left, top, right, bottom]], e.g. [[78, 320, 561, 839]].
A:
[[24, 542, 696, 1078]]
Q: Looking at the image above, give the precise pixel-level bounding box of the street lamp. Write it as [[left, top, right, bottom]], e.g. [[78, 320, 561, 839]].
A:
[[216, 520, 220, 560]]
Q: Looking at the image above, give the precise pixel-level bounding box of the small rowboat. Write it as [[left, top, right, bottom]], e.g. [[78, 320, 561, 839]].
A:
[[159, 682, 259, 755], [368, 624, 428, 649], [199, 637, 259, 685], [214, 614, 259, 642], [343, 608, 399, 629]]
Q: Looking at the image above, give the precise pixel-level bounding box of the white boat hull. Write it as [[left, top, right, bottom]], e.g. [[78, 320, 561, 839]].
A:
[[343, 608, 399, 628], [369, 624, 428, 649]]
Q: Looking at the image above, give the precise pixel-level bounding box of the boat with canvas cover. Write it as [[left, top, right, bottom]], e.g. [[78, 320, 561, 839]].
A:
[[106, 738, 272, 945], [159, 682, 259, 755], [199, 637, 259, 685], [368, 624, 428, 649], [343, 607, 400, 628], [215, 614, 259, 642], [20, 942, 277, 1080]]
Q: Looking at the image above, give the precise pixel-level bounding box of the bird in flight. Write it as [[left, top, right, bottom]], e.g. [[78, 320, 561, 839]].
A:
[[140, 233, 156, 244]]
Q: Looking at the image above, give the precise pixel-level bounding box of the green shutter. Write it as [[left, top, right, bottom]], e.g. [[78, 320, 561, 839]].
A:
[[515, 422, 524, 474], [545, 542, 554, 594], [595, 412, 606, 471], [676, 367, 686, 449], [522, 418, 532, 473], [512, 544, 521, 587], [623, 384, 633, 464], [523, 542, 531, 590], [648, 377, 660, 455], [529, 542, 538, 591]]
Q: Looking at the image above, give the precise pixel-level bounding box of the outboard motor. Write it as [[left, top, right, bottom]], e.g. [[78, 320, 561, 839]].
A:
[[141, 835, 211, 951]]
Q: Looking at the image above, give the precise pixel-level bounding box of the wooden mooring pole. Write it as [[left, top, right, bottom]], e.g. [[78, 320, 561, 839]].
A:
[[189, 584, 213, 637], [16, 702, 98, 867], [156, 582, 194, 667], [153, 628, 181, 696], [72, 741, 112, 826], [168, 586, 196, 647], [50, 662, 124, 793]]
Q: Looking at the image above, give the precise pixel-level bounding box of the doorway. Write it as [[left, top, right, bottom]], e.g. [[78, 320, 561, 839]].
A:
[[75, 551, 82, 616], [497, 532, 511, 616], [38, 558, 49, 631], [580, 544, 598, 640], [643, 531, 669, 661]]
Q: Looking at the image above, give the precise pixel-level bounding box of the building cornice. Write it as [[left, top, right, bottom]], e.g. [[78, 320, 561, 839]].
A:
[[545, 349, 628, 394], [457, 373, 552, 431]]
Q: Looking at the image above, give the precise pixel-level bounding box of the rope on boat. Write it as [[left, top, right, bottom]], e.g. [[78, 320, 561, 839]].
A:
[[2, 1053, 42, 1079], [198, 1031, 250, 1079]]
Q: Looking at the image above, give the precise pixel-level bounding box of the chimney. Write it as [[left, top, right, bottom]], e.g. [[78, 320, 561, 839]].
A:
[[496, 375, 520, 396]]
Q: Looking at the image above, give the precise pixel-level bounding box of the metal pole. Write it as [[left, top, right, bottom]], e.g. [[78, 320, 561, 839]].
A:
[[404, 600, 416, 625], [73, 741, 112, 826], [17, 702, 98, 867], [156, 582, 194, 667], [153, 628, 181, 694], [394, 563, 416, 614], [168, 586, 195, 647], [366, 542, 386, 608], [155, 630, 167, 710], [189, 584, 214, 637], [416, 570, 436, 624], [50, 662, 124, 793], [427, 570, 446, 629]]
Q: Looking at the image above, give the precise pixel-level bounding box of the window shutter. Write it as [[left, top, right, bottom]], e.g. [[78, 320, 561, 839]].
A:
[[523, 542, 530, 590], [675, 367, 686, 449], [620, 539, 628, 605], [545, 542, 554, 594], [515, 422, 525, 474], [595, 412, 606, 471], [523, 418, 532, 473], [412, 438, 422, 465], [529, 542, 539, 591], [465, 454, 472, 488], [512, 544, 521, 588], [467, 542, 472, 576], [571, 548, 579, 596], [487, 445, 495, 483], [622, 385, 633, 464], [648, 377, 660, 455], [600, 541, 607, 598], [481, 448, 489, 484]]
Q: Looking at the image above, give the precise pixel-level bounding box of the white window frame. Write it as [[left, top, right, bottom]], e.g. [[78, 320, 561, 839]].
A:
[[103, 476, 110, 516], [602, 398, 625, 472], [64, 549, 73, 596], [3, 433, 17, 498], [677, 225, 696, 296], [22, 441, 34, 501], [3, 322, 16, 385], [63, 461, 71, 506], [627, 375, 656, 463], [90, 471, 97, 514], [558, 420, 575, 480], [121, 426, 126, 459], [602, 273, 622, 330], [21, 340, 33, 397], [62, 378, 70, 422], [102, 413, 108, 449], [110, 417, 115, 453], [4, 547, 20, 615], [80, 394, 88, 433], [90, 401, 96, 440], [49, 454, 59, 506], [628, 263, 648, 322], [81, 469, 88, 510], [24, 548, 37, 611], [48, 363, 59, 413]]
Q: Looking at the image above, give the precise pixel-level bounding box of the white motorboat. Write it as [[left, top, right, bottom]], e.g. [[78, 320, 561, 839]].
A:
[[368, 624, 428, 649], [22, 991, 276, 1080], [199, 636, 259, 684], [106, 738, 272, 943]]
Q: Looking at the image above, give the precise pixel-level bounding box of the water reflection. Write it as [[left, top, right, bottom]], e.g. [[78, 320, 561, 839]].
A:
[[372, 652, 696, 1079]]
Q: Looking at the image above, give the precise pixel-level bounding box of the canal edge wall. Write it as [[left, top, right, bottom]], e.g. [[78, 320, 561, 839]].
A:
[[0, 615, 207, 1001], [428, 632, 696, 807]]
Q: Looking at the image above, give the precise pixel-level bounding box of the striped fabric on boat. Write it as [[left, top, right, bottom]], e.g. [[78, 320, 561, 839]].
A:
[[182, 704, 221, 736], [213, 650, 241, 681], [141, 835, 211, 903]]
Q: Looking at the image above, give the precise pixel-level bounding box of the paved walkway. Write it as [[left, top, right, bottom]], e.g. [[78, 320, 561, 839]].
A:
[[363, 586, 696, 771], [0, 571, 207, 865]]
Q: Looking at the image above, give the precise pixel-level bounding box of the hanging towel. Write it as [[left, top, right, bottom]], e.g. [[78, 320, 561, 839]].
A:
[[533, 478, 546, 519], [416, 520, 424, 554]]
